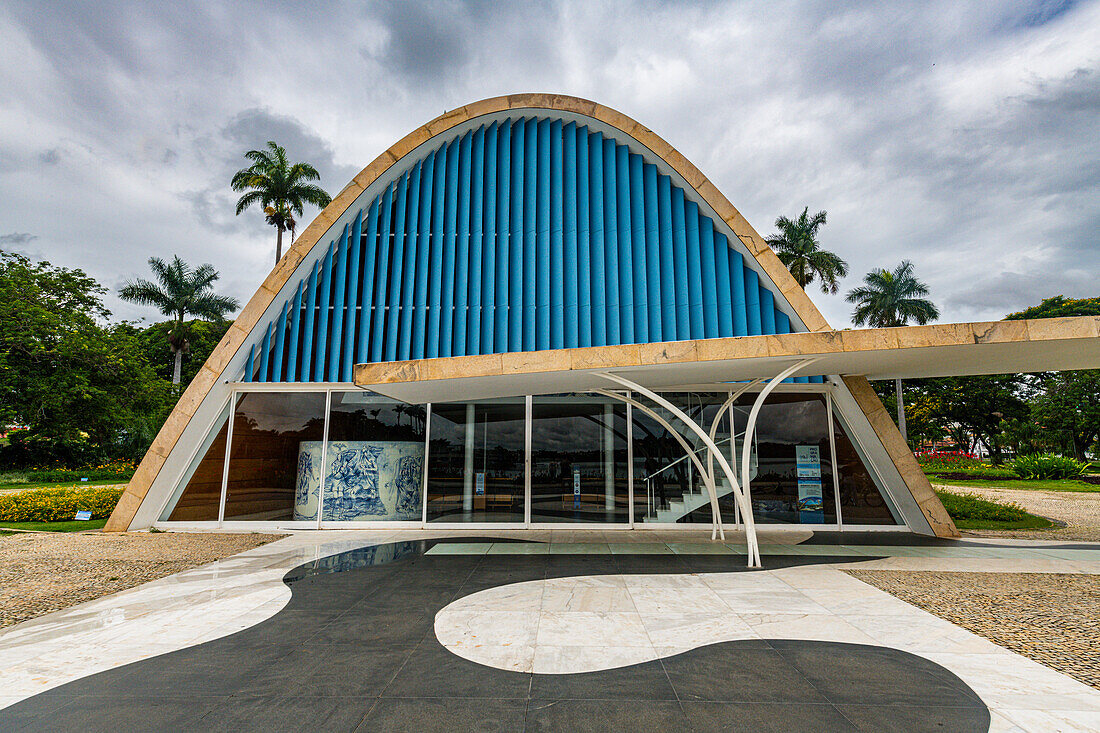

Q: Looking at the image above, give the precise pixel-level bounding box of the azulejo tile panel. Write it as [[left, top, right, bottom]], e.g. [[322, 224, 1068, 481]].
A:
[[294, 440, 424, 521]]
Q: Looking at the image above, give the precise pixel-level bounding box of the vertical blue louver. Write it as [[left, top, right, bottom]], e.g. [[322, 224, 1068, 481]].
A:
[[249, 116, 823, 383]]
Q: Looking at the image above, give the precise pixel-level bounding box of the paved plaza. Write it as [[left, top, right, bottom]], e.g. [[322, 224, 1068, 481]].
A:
[[1, 530, 1099, 731]]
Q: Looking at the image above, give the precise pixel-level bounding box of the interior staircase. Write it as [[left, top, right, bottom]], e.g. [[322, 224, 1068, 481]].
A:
[[642, 440, 756, 523]]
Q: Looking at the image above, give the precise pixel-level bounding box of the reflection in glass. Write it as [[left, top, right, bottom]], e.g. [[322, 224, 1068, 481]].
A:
[[313, 393, 426, 522], [162, 403, 231, 521], [833, 413, 900, 525], [730, 394, 838, 525], [530, 395, 628, 523], [426, 400, 526, 523], [631, 392, 733, 524], [223, 392, 326, 520]]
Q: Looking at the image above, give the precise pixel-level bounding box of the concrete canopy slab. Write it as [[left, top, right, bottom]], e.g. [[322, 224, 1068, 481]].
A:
[[354, 317, 1100, 403]]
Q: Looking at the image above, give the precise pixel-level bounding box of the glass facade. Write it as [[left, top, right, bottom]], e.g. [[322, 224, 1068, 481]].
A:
[[161, 403, 231, 521], [834, 412, 900, 525], [157, 387, 900, 529], [530, 395, 629, 523], [222, 392, 327, 521], [631, 392, 734, 525], [426, 399, 526, 523], [320, 392, 426, 522], [731, 394, 838, 525]]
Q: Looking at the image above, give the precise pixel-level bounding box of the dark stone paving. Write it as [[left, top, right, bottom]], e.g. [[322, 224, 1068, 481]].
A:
[[0, 539, 990, 732]]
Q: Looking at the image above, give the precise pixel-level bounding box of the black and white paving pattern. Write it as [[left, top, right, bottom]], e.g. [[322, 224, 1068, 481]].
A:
[[0, 538, 993, 732]]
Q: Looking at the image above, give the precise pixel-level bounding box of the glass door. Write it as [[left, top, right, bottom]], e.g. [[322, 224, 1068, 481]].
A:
[[425, 398, 527, 524], [529, 394, 630, 524]]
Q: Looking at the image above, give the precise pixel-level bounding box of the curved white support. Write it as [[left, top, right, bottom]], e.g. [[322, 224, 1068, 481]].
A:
[[596, 373, 761, 567], [740, 360, 820, 520], [593, 389, 724, 542], [706, 379, 764, 491]]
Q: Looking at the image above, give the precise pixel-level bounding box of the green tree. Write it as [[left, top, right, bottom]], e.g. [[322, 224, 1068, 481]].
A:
[[1005, 295, 1100, 320], [0, 251, 170, 466], [873, 381, 946, 449], [119, 256, 239, 387], [1030, 372, 1100, 460], [999, 416, 1048, 456], [1005, 295, 1100, 460], [917, 377, 1028, 463], [765, 207, 849, 294], [231, 141, 332, 263], [846, 260, 940, 443], [136, 318, 232, 389]]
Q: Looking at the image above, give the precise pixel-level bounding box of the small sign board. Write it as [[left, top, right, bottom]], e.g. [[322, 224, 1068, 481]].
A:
[[573, 470, 582, 508], [74, 510, 92, 521], [795, 445, 825, 524], [80, 477, 89, 482], [475, 472, 485, 496]]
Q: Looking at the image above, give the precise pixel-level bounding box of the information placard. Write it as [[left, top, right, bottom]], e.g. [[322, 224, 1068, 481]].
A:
[[795, 445, 825, 524]]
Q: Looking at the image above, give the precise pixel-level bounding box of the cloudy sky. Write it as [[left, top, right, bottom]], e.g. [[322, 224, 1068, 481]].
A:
[[1, 0, 1097, 328]]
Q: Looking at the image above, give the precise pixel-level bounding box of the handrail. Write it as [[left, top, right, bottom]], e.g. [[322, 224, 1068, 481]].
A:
[[641, 434, 739, 483]]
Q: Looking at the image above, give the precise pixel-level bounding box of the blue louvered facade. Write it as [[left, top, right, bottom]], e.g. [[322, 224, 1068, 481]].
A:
[[245, 116, 820, 384]]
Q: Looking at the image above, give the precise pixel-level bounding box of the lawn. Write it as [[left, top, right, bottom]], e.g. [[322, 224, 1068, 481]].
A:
[[0, 518, 108, 533], [927, 475, 1100, 492], [935, 488, 1054, 531], [951, 516, 1054, 530]]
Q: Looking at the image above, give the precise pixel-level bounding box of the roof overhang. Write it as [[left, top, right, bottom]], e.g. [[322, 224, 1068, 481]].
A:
[[352, 317, 1100, 403]]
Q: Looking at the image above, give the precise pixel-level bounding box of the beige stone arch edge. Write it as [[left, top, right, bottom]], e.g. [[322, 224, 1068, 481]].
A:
[[105, 93, 935, 534]]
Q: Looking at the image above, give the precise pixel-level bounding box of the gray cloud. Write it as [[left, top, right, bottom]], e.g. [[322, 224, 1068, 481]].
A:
[[0, 232, 38, 245], [0, 0, 1097, 327], [222, 108, 360, 193]]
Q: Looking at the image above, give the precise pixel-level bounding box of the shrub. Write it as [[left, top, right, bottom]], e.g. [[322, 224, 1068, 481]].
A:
[[0, 486, 124, 522], [934, 490, 1030, 522], [0, 460, 137, 485], [1010, 454, 1087, 480]]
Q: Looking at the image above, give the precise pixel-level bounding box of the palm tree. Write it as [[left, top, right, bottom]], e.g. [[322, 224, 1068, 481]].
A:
[[846, 260, 940, 443], [231, 141, 332, 264], [120, 256, 240, 387], [765, 207, 849, 294]]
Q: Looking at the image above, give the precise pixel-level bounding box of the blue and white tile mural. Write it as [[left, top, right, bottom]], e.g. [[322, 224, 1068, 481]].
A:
[[294, 441, 424, 521]]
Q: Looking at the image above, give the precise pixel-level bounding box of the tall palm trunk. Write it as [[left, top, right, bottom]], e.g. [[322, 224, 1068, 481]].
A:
[[895, 377, 907, 445], [275, 225, 284, 264], [172, 347, 183, 386], [171, 313, 185, 388]]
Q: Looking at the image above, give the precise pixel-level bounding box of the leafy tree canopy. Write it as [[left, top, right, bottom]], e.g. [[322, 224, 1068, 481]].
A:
[[119, 255, 238, 385], [1005, 295, 1100, 320], [0, 251, 171, 466], [232, 141, 332, 262], [846, 260, 939, 328], [135, 319, 231, 386], [1006, 295, 1100, 459], [765, 207, 849, 294]]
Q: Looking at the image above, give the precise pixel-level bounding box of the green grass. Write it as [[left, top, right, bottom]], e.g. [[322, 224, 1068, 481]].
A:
[[0, 518, 107, 533], [0, 479, 128, 492], [928, 476, 1100, 492], [952, 516, 1054, 530], [935, 488, 1054, 531]]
